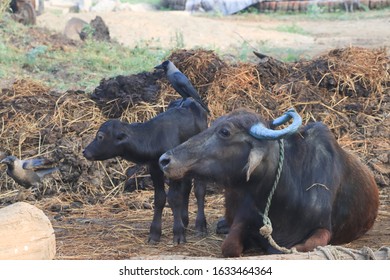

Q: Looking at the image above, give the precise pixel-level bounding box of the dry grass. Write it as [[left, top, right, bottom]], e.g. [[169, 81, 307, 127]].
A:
[[34, 191, 226, 260], [325, 47, 389, 100], [0, 0, 11, 15], [167, 49, 226, 98]]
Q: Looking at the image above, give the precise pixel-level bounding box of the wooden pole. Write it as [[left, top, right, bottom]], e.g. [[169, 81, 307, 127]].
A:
[[0, 202, 56, 260]]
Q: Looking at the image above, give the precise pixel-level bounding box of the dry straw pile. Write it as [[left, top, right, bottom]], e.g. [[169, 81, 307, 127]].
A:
[[0, 47, 389, 259], [169, 47, 389, 187]]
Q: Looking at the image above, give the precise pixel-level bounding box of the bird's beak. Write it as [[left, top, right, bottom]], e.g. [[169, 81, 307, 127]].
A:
[[154, 64, 163, 70], [0, 158, 10, 164]]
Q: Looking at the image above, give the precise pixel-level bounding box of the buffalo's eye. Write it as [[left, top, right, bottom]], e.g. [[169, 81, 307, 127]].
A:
[[219, 128, 231, 138], [97, 132, 104, 141]]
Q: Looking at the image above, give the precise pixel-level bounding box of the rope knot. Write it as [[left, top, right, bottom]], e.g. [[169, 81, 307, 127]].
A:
[[260, 224, 273, 238]]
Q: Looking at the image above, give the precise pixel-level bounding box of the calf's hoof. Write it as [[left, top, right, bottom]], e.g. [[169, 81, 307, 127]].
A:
[[195, 219, 208, 236], [148, 222, 162, 244], [173, 223, 187, 244], [148, 231, 161, 245], [195, 229, 207, 238], [216, 217, 230, 234], [148, 236, 160, 245], [173, 233, 186, 245]]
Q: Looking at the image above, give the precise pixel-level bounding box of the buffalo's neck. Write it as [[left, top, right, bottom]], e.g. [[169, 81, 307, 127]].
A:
[[222, 143, 280, 206], [250, 152, 281, 210], [260, 139, 331, 222], [120, 123, 164, 164]]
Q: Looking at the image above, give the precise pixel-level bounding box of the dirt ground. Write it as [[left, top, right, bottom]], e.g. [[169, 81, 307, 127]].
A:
[[35, 188, 390, 260], [37, 7, 390, 58], [1, 7, 389, 260]]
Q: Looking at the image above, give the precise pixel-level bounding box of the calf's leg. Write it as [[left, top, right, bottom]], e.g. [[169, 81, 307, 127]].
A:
[[194, 179, 207, 235], [216, 218, 229, 234], [167, 179, 187, 244], [180, 177, 192, 228], [148, 163, 166, 244]]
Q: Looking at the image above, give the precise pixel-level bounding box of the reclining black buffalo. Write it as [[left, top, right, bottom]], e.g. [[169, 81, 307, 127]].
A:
[[83, 99, 208, 244], [159, 108, 379, 257]]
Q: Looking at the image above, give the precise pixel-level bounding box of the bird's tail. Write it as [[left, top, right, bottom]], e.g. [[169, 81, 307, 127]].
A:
[[36, 167, 59, 179]]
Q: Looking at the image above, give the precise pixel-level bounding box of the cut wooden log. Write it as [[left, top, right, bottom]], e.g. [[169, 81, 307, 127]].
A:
[[0, 202, 56, 260]]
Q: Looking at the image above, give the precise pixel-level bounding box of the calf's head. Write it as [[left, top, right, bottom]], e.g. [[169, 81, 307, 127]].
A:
[[159, 108, 301, 186], [83, 119, 129, 161]]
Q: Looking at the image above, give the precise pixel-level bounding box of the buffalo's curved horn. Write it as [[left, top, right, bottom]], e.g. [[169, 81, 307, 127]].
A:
[[249, 108, 302, 140]]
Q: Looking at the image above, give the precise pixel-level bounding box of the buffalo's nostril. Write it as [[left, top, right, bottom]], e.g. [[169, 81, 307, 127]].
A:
[[159, 154, 171, 169], [83, 149, 93, 160]]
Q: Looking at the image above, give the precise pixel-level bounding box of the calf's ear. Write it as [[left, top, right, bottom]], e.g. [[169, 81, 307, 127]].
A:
[[244, 148, 264, 181], [115, 132, 128, 144]]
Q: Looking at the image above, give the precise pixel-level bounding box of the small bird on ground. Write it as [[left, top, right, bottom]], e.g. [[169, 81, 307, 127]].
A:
[[155, 60, 210, 113], [0, 155, 58, 189]]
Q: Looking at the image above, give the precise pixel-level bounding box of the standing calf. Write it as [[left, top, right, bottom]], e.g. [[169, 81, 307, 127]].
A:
[[83, 99, 208, 244], [159, 108, 379, 257]]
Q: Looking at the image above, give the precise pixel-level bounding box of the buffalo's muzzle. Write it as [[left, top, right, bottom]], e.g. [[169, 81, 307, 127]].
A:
[[82, 149, 94, 161], [159, 153, 171, 172], [159, 153, 187, 180]]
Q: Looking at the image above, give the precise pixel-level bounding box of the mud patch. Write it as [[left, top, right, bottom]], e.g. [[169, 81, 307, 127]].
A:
[[80, 16, 111, 42]]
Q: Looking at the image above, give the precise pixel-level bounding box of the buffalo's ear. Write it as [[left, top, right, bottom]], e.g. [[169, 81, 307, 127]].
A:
[[244, 147, 264, 181]]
